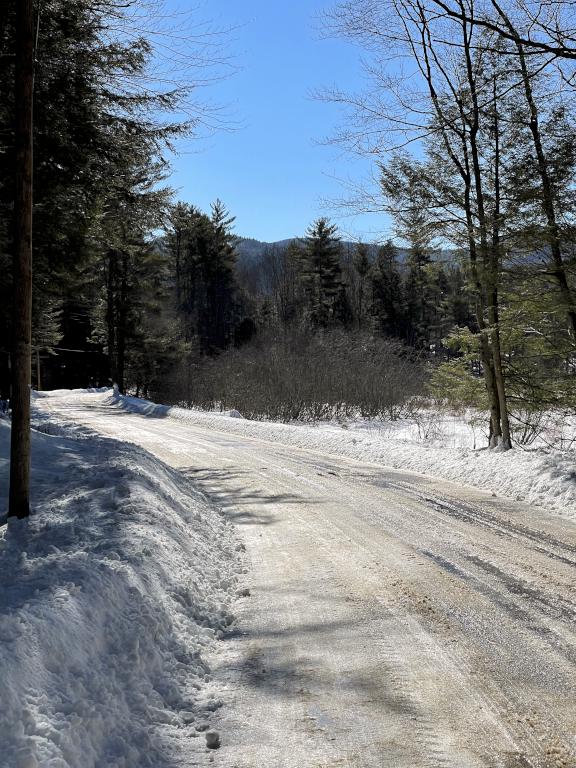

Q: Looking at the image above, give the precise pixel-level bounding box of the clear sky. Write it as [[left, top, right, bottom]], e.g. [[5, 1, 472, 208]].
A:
[[161, 0, 387, 242]]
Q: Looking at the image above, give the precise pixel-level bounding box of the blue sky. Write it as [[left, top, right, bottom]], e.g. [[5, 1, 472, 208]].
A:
[[161, 0, 387, 242]]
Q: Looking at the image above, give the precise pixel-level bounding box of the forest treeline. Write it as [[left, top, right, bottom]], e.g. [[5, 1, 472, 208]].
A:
[[2, 0, 576, 448], [159, 211, 463, 420]]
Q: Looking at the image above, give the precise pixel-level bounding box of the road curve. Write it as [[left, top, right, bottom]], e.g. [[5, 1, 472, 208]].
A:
[[42, 395, 576, 768]]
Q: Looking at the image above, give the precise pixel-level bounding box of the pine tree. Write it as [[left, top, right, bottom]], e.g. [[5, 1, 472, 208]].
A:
[[170, 201, 240, 355], [300, 218, 346, 329], [353, 242, 371, 328], [203, 199, 239, 353], [0, 0, 199, 394], [97, 159, 171, 392], [369, 241, 404, 338], [276, 241, 306, 326], [124, 244, 185, 398]]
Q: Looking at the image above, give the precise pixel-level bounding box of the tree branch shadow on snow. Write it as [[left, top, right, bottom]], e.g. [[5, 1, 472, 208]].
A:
[[179, 465, 324, 526]]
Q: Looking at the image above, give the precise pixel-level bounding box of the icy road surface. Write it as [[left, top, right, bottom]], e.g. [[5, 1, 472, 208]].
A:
[[43, 394, 576, 768]]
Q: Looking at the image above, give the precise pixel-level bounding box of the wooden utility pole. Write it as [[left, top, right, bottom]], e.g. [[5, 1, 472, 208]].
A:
[[9, 0, 35, 519]]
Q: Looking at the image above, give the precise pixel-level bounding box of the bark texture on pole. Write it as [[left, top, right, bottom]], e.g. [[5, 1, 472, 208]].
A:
[[9, 0, 34, 519]]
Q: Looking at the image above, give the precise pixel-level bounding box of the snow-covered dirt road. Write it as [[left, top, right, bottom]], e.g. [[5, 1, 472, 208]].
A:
[[41, 393, 576, 768]]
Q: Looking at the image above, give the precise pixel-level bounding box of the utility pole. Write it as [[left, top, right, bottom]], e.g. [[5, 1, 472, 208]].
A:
[[9, 0, 35, 519]]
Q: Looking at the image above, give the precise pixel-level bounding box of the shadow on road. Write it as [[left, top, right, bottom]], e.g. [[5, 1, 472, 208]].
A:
[[179, 465, 324, 526]]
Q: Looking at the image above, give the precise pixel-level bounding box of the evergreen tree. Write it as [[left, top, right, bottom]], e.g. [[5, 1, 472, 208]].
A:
[[397, 199, 437, 348], [0, 0, 200, 394], [124, 244, 185, 398], [169, 200, 240, 355], [300, 218, 346, 328], [353, 242, 371, 328], [276, 241, 306, 326], [203, 199, 240, 353], [96, 156, 171, 392], [369, 241, 404, 338]]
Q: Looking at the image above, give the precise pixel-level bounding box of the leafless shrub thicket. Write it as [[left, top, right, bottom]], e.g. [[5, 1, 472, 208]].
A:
[[411, 404, 447, 441], [162, 330, 427, 422], [507, 408, 576, 449]]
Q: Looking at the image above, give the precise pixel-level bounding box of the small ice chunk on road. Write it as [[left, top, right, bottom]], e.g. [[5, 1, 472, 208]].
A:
[[206, 730, 221, 749]]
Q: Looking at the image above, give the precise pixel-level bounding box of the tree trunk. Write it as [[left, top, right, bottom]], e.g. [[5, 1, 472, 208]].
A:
[[488, 301, 511, 446], [462, 17, 511, 448], [9, 0, 35, 519], [116, 252, 128, 394], [175, 227, 182, 308], [488, 78, 511, 448], [106, 250, 118, 387]]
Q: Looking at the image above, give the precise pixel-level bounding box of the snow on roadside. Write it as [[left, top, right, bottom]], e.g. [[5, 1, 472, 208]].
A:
[[0, 416, 243, 768], [105, 391, 576, 519]]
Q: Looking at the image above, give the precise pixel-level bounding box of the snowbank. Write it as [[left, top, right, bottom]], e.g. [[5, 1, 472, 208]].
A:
[[32, 387, 109, 399], [0, 417, 242, 768], [107, 391, 576, 519]]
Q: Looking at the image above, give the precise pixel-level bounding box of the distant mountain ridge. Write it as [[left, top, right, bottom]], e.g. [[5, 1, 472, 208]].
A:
[[153, 234, 456, 266], [236, 237, 393, 263], [235, 237, 456, 265], [234, 237, 296, 263]]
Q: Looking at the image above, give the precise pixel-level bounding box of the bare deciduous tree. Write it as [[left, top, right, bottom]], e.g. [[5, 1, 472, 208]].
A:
[[323, 0, 515, 446]]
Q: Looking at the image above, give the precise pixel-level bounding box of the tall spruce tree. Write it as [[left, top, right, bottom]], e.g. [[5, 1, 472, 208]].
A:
[[169, 200, 239, 355], [1, 0, 207, 394], [300, 218, 347, 329], [353, 242, 371, 328], [203, 200, 239, 353], [369, 241, 404, 339]]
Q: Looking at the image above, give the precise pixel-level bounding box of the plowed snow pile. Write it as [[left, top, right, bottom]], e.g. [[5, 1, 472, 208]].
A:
[[0, 417, 242, 768]]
